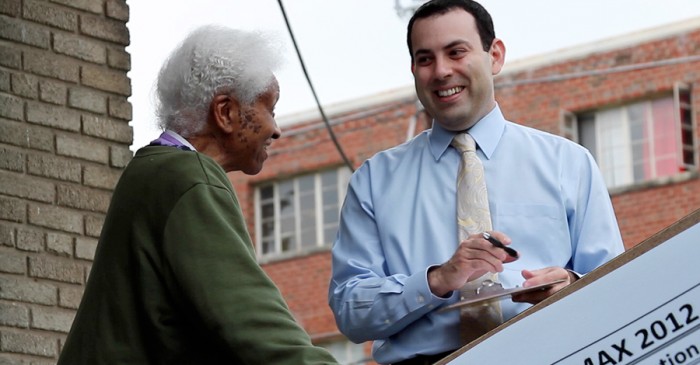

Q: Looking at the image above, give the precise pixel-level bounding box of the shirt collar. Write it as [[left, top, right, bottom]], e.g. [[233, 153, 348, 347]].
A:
[[164, 129, 197, 151], [428, 104, 506, 161]]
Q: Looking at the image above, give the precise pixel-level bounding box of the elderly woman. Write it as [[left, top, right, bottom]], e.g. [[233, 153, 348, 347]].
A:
[[58, 25, 338, 365]]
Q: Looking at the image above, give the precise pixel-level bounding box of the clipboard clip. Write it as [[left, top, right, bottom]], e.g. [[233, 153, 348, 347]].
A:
[[462, 279, 504, 300]]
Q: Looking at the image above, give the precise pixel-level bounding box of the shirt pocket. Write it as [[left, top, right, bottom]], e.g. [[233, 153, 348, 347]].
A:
[[492, 203, 569, 253]]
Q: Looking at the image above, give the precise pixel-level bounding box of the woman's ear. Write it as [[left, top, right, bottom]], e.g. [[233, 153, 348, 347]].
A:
[[210, 93, 240, 134]]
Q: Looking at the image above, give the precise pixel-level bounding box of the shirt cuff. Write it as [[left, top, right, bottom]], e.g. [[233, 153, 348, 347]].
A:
[[566, 269, 582, 281]]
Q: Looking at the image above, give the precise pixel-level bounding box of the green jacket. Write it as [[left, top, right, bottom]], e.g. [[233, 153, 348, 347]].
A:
[[58, 146, 338, 365]]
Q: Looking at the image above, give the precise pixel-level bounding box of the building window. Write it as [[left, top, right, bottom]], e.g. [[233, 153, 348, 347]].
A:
[[574, 85, 695, 189], [318, 339, 368, 365], [255, 167, 351, 259]]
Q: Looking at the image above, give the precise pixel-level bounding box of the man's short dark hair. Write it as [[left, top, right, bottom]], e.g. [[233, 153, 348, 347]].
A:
[[407, 0, 496, 62]]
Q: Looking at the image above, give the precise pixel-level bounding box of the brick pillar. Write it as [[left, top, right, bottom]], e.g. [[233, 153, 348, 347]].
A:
[[0, 0, 132, 363]]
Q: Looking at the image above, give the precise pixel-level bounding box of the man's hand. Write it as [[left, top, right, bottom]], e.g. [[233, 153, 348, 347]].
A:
[[427, 231, 518, 297], [511, 267, 577, 304]]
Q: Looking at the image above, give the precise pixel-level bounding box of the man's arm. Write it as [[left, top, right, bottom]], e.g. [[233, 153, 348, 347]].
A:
[[567, 149, 625, 273], [328, 172, 452, 343]]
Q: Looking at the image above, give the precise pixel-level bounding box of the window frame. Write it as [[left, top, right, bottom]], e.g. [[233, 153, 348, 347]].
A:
[[565, 84, 696, 190], [675, 82, 696, 170], [254, 167, 351, 260]]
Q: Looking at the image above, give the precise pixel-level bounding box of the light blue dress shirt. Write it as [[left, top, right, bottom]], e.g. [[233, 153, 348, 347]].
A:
[[328, 105, 624, 364]]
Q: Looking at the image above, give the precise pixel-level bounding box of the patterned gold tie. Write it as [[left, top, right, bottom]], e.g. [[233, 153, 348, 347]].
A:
[[452, 133, 503, 344]]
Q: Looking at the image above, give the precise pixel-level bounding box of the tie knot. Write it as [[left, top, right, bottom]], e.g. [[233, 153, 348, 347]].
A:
[[451, 133, 476, 153]]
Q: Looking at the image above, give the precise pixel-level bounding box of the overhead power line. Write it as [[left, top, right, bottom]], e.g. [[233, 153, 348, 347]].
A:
[[276, 0, 355, 172]]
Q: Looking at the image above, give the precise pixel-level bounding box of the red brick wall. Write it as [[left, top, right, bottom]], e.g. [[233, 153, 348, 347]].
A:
[[229, 28, 700, 350], [612, 178, 700, 246], [263, 251, 337, 337]]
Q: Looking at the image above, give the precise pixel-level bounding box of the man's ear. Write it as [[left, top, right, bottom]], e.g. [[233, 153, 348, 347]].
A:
[[210, 93, 240, 134], [489, 38, 506, 75]]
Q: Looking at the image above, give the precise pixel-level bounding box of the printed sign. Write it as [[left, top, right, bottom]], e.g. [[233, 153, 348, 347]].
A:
[[441, 215, 700, 365]]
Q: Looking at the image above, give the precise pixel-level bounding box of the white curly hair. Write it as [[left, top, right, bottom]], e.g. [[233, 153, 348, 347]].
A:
[[154, 25, 283, 137]]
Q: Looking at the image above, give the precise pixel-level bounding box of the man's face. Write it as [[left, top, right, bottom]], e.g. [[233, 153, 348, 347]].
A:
[[227, 77, 281, 175], [410, 9, 503, 131]]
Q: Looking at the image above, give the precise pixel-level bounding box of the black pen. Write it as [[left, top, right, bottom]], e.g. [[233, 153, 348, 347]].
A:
[[482, 232, 519, 258]]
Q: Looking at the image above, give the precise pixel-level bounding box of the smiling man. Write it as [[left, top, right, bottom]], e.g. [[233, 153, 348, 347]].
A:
[[410, 5, 502, 132], [328, 1, 624, 364]]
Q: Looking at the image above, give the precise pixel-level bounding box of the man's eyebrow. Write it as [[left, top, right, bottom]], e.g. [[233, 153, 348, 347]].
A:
[[444, 39, 472, 50], [414, 48, 432, 58], [413, 39, 472, 58]]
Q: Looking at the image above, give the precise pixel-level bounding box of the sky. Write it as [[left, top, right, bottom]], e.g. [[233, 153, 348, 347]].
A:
[[125, 0, 700, 150]]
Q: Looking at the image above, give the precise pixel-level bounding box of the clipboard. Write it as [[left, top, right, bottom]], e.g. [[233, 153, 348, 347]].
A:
[[439, 279, 567, 312]]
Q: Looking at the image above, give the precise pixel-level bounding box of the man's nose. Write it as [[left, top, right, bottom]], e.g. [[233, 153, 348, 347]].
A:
[[433, 56, 453, 80]]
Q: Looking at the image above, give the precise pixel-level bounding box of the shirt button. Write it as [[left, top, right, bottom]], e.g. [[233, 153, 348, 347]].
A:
[[417, 295, 425, 303]]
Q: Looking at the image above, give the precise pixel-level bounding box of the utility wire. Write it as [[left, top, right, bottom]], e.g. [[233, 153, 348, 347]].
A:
[[276, 0, 355, 172]]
